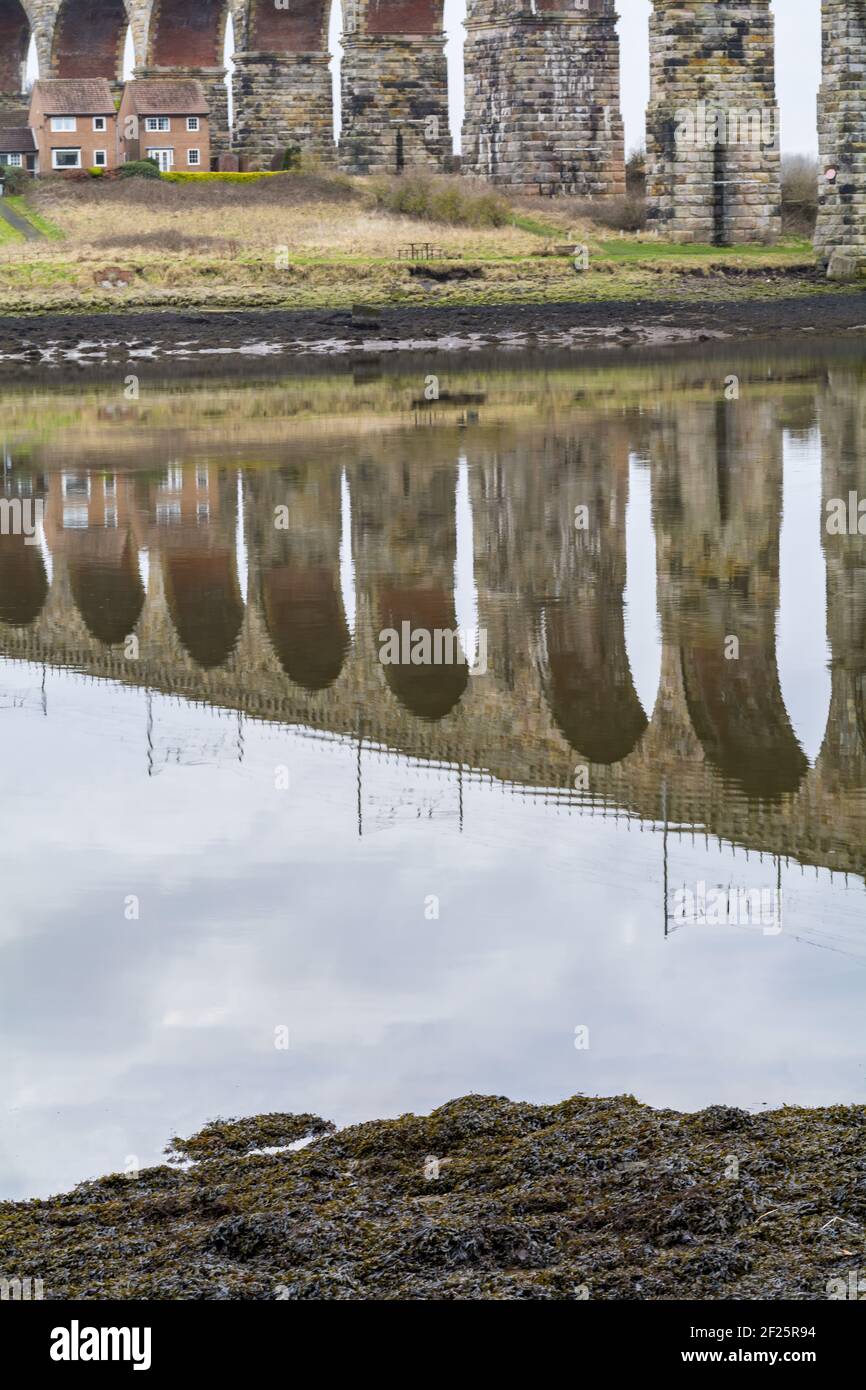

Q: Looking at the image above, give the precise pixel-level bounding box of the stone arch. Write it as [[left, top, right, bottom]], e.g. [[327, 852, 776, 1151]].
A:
[[145, 0, 228, 68], [67, 533, 145, 646], [261, 564, 349, 691], [163, 552, 244, 669], [0, 531, 48, 627], [0, 0, 30, 98], [50, 0, 130, 80]]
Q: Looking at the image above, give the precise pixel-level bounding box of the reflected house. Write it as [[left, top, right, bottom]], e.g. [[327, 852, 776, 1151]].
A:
[[143, 463, 244, 670], [43, 472, 144, 645], [248, 465, 349, 692], [533, 426, 649, 765], [654, 399, 807, 800], [350, 448, 469, 721]]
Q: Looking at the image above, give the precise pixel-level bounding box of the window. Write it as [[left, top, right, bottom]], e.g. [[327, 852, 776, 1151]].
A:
[[4, 153, 21, 167], [187, 148, 200, 167], [187, 116, 199, 132], [93, 150, 107, 167], [160, 464, 184, 493], [50, 116, 76, 132], [63, 474, 90, 499], [52, 148, 81, 170], [145, 116, 170, 132], [93, 116, 107, 132]]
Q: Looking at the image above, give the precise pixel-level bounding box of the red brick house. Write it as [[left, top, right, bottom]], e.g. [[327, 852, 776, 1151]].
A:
[[0, 110, 36, 175], [118, 80, 210, 173], [28, 79, 118, 175]]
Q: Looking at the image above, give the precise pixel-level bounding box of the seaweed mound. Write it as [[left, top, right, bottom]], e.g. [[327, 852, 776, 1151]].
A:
[[2, 1094, 865, 1300]]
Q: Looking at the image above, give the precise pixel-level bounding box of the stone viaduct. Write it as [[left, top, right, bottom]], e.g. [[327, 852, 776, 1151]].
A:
[[2, 356, 866, 883], [1, 2, 865, 256]]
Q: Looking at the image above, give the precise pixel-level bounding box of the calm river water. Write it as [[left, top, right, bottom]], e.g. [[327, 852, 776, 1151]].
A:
[[1, 342, 865, 1199]]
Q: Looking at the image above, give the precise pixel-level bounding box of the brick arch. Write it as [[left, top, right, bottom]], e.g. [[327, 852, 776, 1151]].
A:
[[146, 0, 228, 68], [0, 0, 29, 95], [540, 598, 649, 766], [246, 0, 330, 51], [51, 0, 130, 80], [363, 0, 443, 37], [681, 643, 808, 801]]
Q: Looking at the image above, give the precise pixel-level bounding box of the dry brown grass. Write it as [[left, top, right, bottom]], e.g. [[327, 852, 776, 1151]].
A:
[[21, 174, 541, 261]]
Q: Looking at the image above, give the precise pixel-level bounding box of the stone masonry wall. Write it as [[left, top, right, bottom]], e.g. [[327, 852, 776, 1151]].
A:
[[646, 0, 781, 243], [462, 0, 624, 197], [815, 1, 866, 270], [233, 52, 333, 170], [339, 0, 450, 175], [339, 40, 450, 173]]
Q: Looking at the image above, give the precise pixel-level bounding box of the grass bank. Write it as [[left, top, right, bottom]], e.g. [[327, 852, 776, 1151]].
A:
[[0, 172, 834, 316]]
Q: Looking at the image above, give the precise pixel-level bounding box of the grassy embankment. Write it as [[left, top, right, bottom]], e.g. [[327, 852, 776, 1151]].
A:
[[0, 170, 829, 315]]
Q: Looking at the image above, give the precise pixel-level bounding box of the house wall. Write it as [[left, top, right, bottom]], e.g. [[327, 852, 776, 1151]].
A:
[[28, 86, 118, 172], [117, 89, 210, 169]]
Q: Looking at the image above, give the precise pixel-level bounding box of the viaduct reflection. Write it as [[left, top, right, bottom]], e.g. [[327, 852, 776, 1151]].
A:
[[3, 370, 866, 877]]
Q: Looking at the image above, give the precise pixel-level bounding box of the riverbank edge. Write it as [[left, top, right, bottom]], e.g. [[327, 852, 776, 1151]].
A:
[[3, 291, 866, 371]]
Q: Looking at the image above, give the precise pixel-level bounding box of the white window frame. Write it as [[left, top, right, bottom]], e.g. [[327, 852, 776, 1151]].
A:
[[52, 148, 81, 170], [50, 115, 76, 133], [93, 116, 107, 132], [145, 116, 170, 133], [186, 116, 199, 132], [146, 147, 173, 171], [187, 148, 200, 167], [3, 153, 22, 167], [93, 149, 107, 167]]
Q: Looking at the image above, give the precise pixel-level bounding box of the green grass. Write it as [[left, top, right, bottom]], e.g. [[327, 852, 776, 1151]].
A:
[[5, 195, 64, 239], [598, 236, 813, 263], [510, 213, 564, 239]]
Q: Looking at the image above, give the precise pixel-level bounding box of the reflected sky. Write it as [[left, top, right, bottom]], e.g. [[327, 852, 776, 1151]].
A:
[[1, 349, 865, 1199]]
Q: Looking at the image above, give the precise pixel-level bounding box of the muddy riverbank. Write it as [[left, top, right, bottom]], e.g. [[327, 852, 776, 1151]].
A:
[[2, 1093, 864, 1300], [2, 292, 866, 374]]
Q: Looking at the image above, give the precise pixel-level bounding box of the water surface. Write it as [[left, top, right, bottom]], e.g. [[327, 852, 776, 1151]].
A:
[[2, 346, 865, 1199]]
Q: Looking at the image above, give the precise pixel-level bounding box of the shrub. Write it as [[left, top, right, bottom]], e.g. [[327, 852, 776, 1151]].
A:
[[574, 194, 647, 233], [0, 163, 26, 194], [625, 146, 646, 196], [119, 158, 160, 179], [371, 173, 511, 227], [781, 154, 818, 237], [160, 170, 289, 183], [87, 166, 104, 178]]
